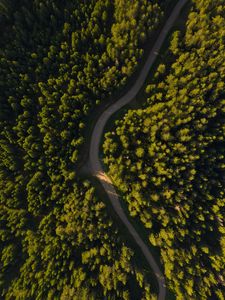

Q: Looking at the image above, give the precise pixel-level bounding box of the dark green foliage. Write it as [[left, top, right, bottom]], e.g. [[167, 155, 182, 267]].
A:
[[0, 0, 163, 214], [0, 0, 165, 298], [1, 182, 155, 299], [103, 1, 225, 299]]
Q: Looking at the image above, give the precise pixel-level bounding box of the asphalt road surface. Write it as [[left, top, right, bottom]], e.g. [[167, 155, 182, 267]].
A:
[[89, 1, 189, 299]]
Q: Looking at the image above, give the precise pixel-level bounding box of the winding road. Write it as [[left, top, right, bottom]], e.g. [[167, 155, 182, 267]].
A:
[[89, 1, 188, 299]]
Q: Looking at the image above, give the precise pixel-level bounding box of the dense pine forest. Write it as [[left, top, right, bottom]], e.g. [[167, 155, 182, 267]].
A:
[[1, 0, 225, 299], [103, 0, 225, 299], [0, 0, 167, 299]]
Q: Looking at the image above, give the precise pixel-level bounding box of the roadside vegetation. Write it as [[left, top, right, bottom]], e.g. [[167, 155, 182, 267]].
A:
[[103, 1, 225, 299], [0, 0, 168, 299]]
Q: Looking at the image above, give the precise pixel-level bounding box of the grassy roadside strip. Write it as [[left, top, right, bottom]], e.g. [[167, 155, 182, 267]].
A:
[[100, 0, 191, 139]]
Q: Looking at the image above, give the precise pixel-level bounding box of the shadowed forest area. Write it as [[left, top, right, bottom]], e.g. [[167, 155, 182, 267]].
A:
[[1, 0, 224, 299], [103, 1, 225, 299], [0, 0, 167, 299]]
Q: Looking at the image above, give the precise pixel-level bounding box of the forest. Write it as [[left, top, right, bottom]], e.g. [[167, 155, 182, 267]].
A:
[[103, 0, 225, 299], [0, 0, 167, 299]]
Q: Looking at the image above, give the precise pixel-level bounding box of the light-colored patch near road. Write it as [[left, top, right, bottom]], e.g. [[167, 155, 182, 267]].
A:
[[88, 1, 189, 299]]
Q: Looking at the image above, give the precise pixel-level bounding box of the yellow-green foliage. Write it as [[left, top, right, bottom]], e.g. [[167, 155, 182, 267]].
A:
[[0, 0, 165, 298], [103, 1, 225, 299]]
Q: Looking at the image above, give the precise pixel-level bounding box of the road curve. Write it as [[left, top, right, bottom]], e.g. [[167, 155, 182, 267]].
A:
[[89, 1, 188, 299]]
